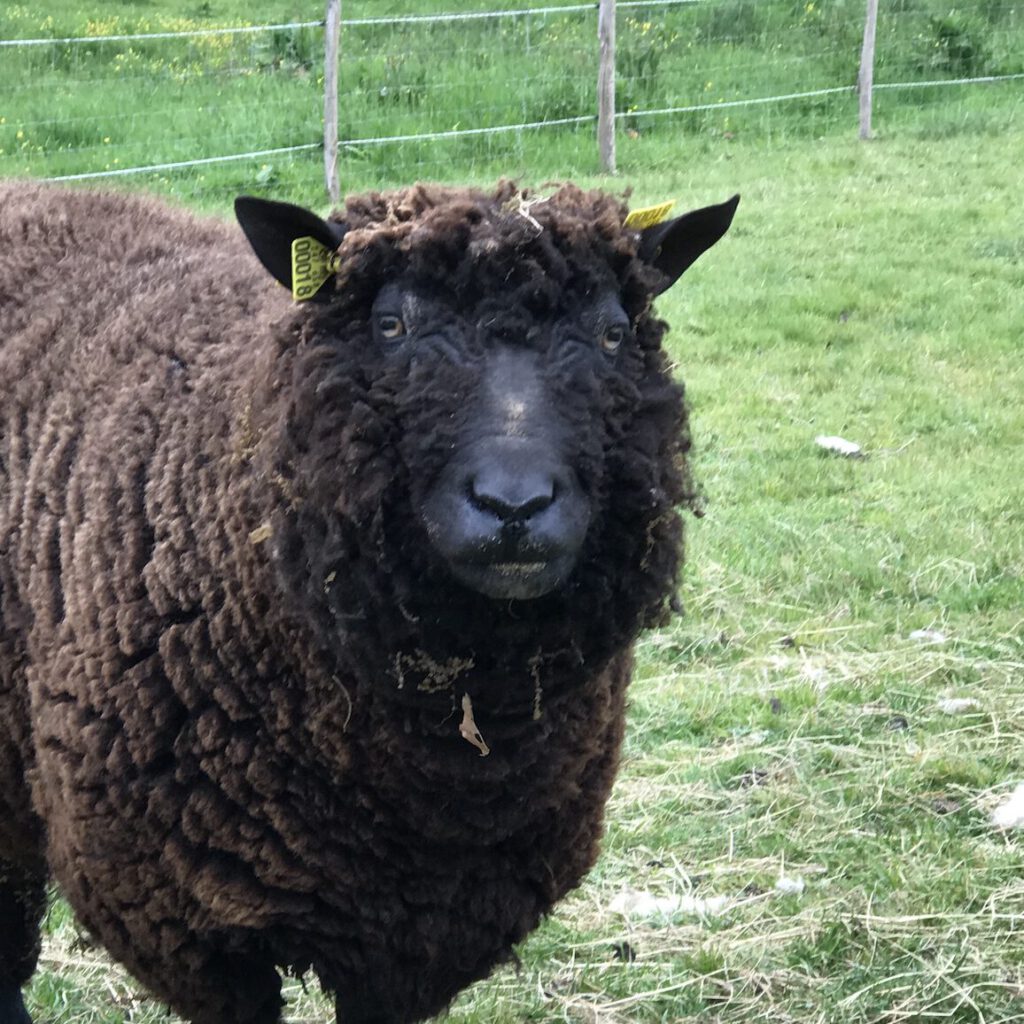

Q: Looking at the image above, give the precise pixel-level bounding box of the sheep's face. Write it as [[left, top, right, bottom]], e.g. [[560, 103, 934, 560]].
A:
[[369, 279, 637, 599], [237, 185, 738, 645]]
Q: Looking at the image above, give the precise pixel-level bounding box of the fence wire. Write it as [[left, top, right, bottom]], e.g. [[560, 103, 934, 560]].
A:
[[0, 0, 1021, 204]]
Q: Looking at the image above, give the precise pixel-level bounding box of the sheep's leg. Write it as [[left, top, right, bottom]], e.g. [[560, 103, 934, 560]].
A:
[[334, 1003, 394, 1024], [0, 990, 32, 1024], [0, 860, 46, 1024], [70, 932, 284, 1024], [153, 951, 284, 1024], [71, 937, 283, 1024], [42, 850, 283, 1024], [333, 982, 400, 1024]]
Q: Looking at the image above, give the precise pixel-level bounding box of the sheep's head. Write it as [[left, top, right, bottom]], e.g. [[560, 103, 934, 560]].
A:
[[236, 184, 737, 683]]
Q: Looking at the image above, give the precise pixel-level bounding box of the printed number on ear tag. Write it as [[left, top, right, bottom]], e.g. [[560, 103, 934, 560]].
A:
[[291, 236, 339, 301], [624, 201, 676, 230]]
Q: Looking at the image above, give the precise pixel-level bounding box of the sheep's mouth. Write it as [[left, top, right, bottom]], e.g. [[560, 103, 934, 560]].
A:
[[490, 561, 546, 576], [449, 554, 575, 601]]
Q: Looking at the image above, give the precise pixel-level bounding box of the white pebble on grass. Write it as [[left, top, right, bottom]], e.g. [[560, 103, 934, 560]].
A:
[[991, 783, 1024, 829], [815, 434, 863, 457], [909, 628, 947, 644], [775, 875, 806, 895], [936, 697, 980, 715], [609, 888, 729, 921]]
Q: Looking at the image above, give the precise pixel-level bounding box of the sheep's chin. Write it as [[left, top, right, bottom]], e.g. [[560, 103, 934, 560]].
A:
[[449, 558, 573, 600]]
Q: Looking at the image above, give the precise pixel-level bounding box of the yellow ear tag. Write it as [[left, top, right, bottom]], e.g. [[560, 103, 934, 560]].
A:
[[624, 200, 676, 230], [291, 236, 341, 301]]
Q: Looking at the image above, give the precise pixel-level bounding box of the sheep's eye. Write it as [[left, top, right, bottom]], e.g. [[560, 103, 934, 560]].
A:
[[377, 314, 405, 340], [601, 325, 626, 355]]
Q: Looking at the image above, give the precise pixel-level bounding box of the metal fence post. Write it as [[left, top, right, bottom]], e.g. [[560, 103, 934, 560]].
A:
[[858, 0, 879, 139], [324, 0, 341, 202], [598, 0, 616, 173]]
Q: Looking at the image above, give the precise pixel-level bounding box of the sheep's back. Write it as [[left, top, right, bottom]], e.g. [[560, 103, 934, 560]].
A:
[[0, 183, 283, 620], [0, 183, 284, 397], [0, 184, 288, 854]]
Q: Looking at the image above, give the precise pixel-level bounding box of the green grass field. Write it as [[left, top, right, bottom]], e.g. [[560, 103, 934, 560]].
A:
[[5, 1, 1024, 1021]]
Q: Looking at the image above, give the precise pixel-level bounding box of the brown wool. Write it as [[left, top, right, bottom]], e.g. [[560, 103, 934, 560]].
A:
[[0, 180, 702, 1024]]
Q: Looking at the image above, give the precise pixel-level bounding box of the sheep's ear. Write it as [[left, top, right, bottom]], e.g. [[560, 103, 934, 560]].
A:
[[638, 195, 739, 295], [235, 196, 348, 300]]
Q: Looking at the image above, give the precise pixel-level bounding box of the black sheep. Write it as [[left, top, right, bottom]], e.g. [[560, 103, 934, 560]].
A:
[[0, 179, 737, 1024]]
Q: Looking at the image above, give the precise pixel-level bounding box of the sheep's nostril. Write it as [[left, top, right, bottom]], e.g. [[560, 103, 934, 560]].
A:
[[469, 474, 556, 524]]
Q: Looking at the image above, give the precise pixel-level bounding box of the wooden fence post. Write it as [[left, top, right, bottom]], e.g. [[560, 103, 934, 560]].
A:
[[858, 0, 879, 139], [597, 0, 616, 173], [324, 0, 341, 202]]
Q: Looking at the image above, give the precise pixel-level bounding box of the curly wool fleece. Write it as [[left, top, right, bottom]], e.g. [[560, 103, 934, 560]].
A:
[[0, 179, 735, 1024]]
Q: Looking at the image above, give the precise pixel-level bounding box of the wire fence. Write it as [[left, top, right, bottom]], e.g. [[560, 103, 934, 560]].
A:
[[1, 1, 1021, 205]]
